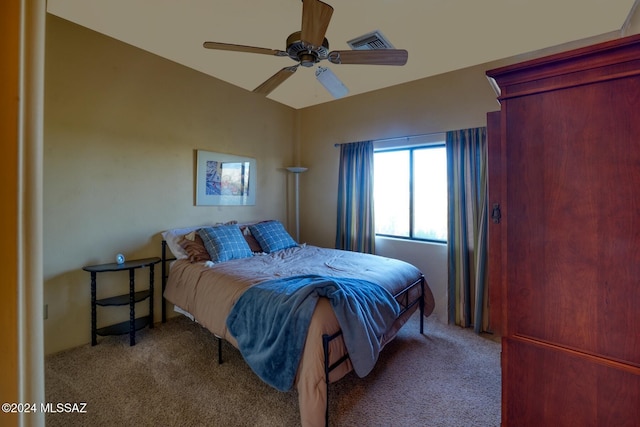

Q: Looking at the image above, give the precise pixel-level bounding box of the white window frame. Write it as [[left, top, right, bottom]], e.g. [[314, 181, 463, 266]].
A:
[[373, 133, 447, 243]]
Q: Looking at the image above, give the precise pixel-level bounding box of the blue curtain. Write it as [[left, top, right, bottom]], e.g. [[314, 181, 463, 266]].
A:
[[446, 127, 489, 333], [335, 141, 375, 254]]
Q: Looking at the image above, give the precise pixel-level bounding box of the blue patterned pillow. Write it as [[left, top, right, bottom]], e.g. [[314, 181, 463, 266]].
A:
[[198, 225, 253, 263], [248, 221, 297, 253]]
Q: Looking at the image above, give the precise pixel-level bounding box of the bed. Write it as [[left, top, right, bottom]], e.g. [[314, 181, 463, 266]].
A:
[[160, 220, 435, 427]]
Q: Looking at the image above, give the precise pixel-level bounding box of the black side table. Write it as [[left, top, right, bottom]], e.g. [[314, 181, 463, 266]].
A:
[[83, 257, 160, 346]]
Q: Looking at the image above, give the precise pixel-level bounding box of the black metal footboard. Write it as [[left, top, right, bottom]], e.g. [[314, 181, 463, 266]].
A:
[[321, 274, 426, 427]]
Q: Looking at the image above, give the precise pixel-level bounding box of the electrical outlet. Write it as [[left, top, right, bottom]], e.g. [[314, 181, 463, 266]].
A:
[[44, 304, 48, 320]]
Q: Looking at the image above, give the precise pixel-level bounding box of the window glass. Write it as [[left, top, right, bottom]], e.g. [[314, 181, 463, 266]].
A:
[[373, 150, 410, 237], [413, 147, 447, 241], [374, 144, 447, 243]]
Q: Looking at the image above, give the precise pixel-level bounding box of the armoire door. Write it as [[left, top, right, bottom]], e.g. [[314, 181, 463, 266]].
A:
[[486, 110, 503, 337], [487, 35, 640, 426]]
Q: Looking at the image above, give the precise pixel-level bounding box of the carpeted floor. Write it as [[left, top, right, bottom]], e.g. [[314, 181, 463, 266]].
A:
[[46, 312, 500, 426]]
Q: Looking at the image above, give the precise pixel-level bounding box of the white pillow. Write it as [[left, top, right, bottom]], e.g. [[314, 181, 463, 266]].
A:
[[162, 225, 208, 259]]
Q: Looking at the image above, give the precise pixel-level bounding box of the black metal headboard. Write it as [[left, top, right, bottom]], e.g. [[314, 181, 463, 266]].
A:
[[161, 240, 176, 323]]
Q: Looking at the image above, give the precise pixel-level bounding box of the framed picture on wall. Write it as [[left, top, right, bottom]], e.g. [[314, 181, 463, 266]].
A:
[[195, 150, 257, 206]]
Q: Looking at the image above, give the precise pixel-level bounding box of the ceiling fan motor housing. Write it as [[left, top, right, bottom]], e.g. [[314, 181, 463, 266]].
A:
[[286, 31, 329, 67]]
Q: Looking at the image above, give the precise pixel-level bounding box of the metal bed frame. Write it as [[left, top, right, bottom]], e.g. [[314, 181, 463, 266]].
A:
[[160, 240, 425, 427]]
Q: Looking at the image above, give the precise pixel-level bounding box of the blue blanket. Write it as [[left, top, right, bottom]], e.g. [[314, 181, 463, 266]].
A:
[[226, 275, 400, 391]]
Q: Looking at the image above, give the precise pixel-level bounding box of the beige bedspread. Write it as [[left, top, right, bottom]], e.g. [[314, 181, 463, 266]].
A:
[[164, 244, 435, 427]]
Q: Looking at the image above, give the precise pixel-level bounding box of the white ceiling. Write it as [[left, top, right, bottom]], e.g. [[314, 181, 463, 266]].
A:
[[47, 0, 637, 109]]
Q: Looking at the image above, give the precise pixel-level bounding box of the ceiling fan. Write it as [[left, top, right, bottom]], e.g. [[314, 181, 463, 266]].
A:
[[203, 0, 408, 97]]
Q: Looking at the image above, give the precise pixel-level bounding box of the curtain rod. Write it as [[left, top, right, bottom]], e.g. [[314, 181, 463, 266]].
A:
[[333, 131, 445, 147]]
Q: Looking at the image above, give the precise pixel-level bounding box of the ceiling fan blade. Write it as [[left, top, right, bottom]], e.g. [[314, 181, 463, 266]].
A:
[[203, 41, 287, 57], [301, 0, 334, 48], [328, 49, 409, 66], [253, 66, 298, 95]]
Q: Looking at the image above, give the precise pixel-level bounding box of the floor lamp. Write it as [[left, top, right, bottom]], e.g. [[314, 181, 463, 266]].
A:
[[286, 166, 307, 242]]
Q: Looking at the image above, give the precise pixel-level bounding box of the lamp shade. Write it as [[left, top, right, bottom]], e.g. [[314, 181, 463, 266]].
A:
[[286, 166, 308, 173]]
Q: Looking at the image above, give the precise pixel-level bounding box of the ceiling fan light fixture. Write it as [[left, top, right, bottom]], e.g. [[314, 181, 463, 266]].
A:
[[315, 66, 348, 98], [299, 52, 317, 67]]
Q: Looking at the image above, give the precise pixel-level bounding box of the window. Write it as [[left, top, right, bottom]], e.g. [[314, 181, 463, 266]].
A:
[[374, 144, 447, 242]]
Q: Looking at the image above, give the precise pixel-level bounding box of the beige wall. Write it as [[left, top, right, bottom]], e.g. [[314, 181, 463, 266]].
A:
[[295, 15, 640, 324], [43, 15, 295, 354], [297, 63, 502, 322], [43, 8, 640, 354], [626, 2, 640, 35], [43, 13, 501, 350], [298, 61, 502, 246]]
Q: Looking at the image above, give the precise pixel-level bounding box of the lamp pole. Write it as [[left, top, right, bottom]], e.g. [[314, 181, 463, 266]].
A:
[[286, 167, 307, 242]]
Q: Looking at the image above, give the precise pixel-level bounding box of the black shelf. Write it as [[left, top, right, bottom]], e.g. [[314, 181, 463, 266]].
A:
[[96, 316, 150, 337], [96, 290, 150, 307], [84, 256, 160, 346], [83, 257, 161, 273]]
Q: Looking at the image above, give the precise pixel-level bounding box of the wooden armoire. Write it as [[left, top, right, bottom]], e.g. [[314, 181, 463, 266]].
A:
[[486, 35, 640, 426]]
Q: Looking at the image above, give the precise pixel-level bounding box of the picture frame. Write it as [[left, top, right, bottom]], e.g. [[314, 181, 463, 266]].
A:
[[195, 150, 257, 206]]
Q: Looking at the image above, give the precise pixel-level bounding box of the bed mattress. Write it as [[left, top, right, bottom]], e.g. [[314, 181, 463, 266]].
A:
[[164, 244, 435, 426]]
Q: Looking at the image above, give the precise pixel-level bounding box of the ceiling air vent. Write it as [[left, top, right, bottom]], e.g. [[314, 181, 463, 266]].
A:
[[347, 30, 395, 50]]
